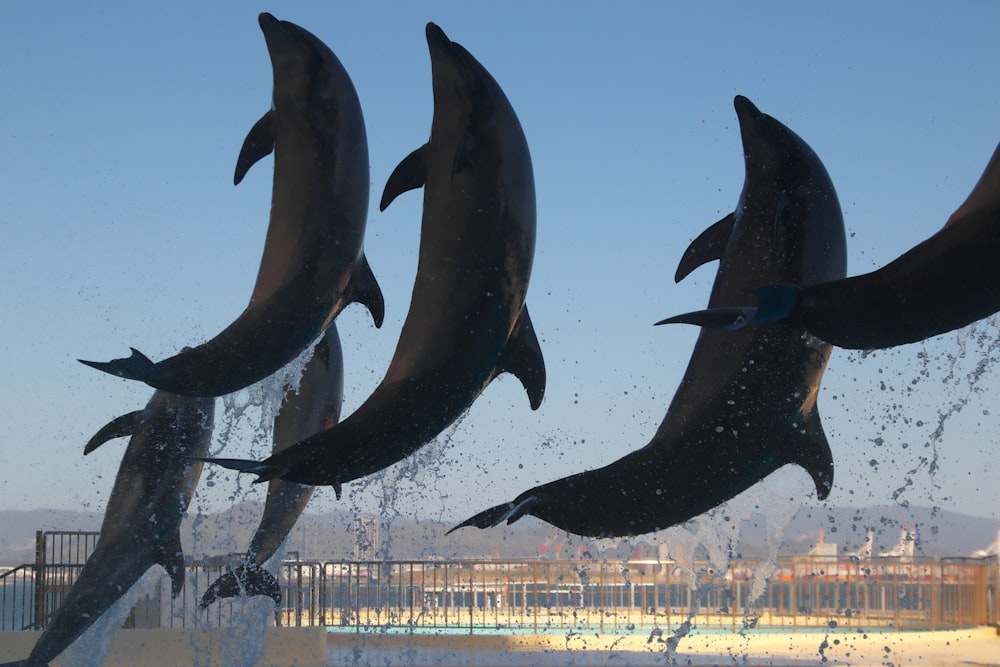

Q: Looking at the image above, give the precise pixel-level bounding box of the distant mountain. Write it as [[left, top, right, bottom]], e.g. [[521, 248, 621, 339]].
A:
[[0, 508, 103, 564], [2, 503, 996, 567]]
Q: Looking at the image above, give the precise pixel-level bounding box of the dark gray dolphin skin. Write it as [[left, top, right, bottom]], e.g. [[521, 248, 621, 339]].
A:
[[199, 325, 343, 608], [692, 141, 1000, 349], [450, 96, 846, 538], [1, 391, 214, 667], [78, 13, 383, 397], [194, 23, 545, 491]]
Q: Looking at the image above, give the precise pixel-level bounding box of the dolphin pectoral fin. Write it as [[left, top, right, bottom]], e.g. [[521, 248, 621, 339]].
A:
[[200, 565, 281, 608], [346, 255, 385, 328], [749, 283, 800, 325], [655, 284, 800, 331], [786, 409, 835, 501], [333, 482, 342, 500], [448, 496, 537, 534], [655, 307, 758, 330], [500, 496, 537, 524], [185, 456, 288, 483], [78, 347, 160, 383], [493, 305, 546, 410], [158, 533, 187, 598], [675, 213, 735, 283], [234, 110, 277, 185], [83, 410, 144, 455], [447, 503, 511, 533], [380, 144, 428, 211]]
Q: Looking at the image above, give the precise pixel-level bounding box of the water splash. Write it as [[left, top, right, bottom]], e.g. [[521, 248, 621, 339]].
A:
[[823, 313, 1000, 558], [181, 344, 317, 665], [58, 568, 163, 667]]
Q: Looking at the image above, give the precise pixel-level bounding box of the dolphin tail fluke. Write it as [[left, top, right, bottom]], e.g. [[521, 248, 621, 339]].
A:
[[0, 660, 42, 666], [78, 348, 159, 383], [234, 110, 277, 185], [200, 564, 281, 609], [347, 255, 386, 328], [675, 213, 735, 283], [184, 456, 288, 484], [83, 410, 144, 455], [447, 496, 537, 534], [379, 144, 428, 211], [494, 305, 546, 410]]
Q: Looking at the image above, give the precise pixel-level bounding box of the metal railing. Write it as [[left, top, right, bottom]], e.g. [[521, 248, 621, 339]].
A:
[[262, 556, 993, 633], [4, 532, 998, 635], [1, 531, 100, 631]]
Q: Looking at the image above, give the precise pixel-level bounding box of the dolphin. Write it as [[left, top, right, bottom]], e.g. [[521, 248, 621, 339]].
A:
[[450, 96, 845, 538], [193, 23, 545, 490], [684, 141, 1000, 349], [199, 325, 344, 608], [2, 390, 214, 667], [79, 13, 383, 397]]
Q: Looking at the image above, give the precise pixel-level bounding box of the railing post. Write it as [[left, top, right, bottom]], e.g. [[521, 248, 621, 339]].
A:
[[789, 562, 796, 632], [32, 531, 46, 630], [468, 563, 474, 634], [930, 563, 938, 631]]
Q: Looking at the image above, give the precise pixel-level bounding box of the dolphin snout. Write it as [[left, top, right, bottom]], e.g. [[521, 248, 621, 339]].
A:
[[425, 22, 450, 50], [258, 12, 281, 32]]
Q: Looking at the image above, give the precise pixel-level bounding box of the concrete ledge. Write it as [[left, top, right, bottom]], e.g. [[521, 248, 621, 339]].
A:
[[326, 626, 1000, 666], [4, 626, 997, 666], [0, 627, 326, 667]]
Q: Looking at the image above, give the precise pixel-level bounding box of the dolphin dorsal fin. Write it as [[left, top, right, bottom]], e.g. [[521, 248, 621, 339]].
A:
[[945, 141, 1000, 227], [675, 213, 735, 283], [491, 305, 546, 410], [83, 410, 144, 455], [234, 110, 277, 185], [345, 255, 385, 328], [785, 407, 835, 501], [380, 144, 428, 211]]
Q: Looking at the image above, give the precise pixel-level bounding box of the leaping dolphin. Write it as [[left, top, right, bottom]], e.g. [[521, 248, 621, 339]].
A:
[[450, 96, 845, 538], [683, 141, 1000, 349], [79, 13, 383, 397], [199, 325, 344, 608], [1, 390, 214, 667], [193, 23, 545, 491]]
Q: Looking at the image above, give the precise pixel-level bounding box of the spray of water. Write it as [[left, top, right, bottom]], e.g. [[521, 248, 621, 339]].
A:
[[57, 569, 164, 667]]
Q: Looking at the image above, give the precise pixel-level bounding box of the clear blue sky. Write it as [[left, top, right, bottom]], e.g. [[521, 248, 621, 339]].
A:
[[2, 2, 999, 540]]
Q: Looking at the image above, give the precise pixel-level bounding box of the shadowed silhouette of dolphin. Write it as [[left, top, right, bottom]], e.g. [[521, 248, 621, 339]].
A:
[[684, 141, 1000, 349], [79, 13, 382, 397], [199, 326, 343, 608], [192, 23, 545, 491], [0, 389, 214, 667], [450, 96, 845, 538]]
